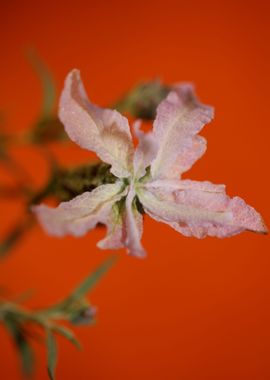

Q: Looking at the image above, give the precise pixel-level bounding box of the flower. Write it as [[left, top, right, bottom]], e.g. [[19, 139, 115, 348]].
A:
[[32, 70, 267, 258]]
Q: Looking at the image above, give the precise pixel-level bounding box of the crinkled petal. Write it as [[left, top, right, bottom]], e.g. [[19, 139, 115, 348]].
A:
[[59, 69, 134, 178], [97, 216, 124, 250], [98, 186, 146, 257], [138, 179, 267, 238], [144, 178, 226, 193], [150, 84, 214, 179], [124, 187, 146, 257], [164, 135, 207, 178], [97, 195, 126, 250], [133, 120, 158, 178], [32, 182, 125, 237]]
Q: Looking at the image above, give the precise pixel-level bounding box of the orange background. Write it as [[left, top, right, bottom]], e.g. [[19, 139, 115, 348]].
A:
[[1, 0, 270, 379]]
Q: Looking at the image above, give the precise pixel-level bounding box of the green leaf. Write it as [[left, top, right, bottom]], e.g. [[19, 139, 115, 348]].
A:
[[0, 217, 34, 259], [67, 255, 118, 301], [112, 80, 171, 120], [26, 48, 56, 119], [46, 330, 57, 380], [18, 334, 34, 376], [53, 325, 81, 350], [47, 255, 118, 315], [4, 318, 34, 376], [0, 111, 7, 156], [0, 226, 24, 258], [40, 255, 117, 320]]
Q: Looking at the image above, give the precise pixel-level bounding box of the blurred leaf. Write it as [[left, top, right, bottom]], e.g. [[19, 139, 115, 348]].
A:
[[18, 334, 34, 376], [30, 118, 66, 144], [4, 318, 34, 376], [0, 217, 34, 259], [0, 111, 5, 126], [13, 289, 35, 304], [0, 251, 117, 379], [0, 247, 116, 380], [66, 255, 117, 302], [113, 80, 171, 120], [0, 112, 7, 156], [0, 151, 32, 183], [45, 255, 117, 317], [53, 325, 81, 350], [46, 330, 57, 380], [26, 48, 56, 119], [0, 184, 30, 198]]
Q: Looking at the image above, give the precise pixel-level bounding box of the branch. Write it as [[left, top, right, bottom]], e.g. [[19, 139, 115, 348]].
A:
[[0, 256, 117, 379]]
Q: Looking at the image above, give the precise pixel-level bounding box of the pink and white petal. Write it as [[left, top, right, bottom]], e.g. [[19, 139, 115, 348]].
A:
[[133, 120, 158, 178], [97, 199, 126, 250], [145, 178, 225, 193], [123, 187, 146, 257], [59, 69, 134, 178], [32, 182, 125, 237], [139, 187, 232, 227], [166, 135, 207, 177], [150, 84, 214, 179], [97, 218, 125, 250], [138, 180, 267, 238], [98, 187, 146, 257]]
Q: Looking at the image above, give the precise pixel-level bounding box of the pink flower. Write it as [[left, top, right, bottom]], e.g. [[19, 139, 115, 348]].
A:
[[32, 70, 267, 257]]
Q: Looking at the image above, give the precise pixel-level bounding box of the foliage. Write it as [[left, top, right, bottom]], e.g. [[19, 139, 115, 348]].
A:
[[0, 256, 116, 378], [0, 49, 167, 378]]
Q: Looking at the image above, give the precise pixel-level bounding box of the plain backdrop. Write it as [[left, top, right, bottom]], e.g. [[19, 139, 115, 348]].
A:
[[0, 1, 270, 379]]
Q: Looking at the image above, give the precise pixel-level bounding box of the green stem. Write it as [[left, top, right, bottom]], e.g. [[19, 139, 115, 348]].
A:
[[0, 216, 35, 259], [0, 151, 32, 185]]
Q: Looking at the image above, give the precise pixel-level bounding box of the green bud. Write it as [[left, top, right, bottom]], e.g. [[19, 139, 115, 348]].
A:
[[29, 118, 67, 144], [114, 80, 171, 120]]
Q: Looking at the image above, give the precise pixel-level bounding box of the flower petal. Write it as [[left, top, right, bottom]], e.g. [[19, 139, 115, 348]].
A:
[[32, 182, 125, 237], [133, 120, 158, 178], [59, 69, 134, 178], [98, 186, 145, 257], [139, 180, 267, 238], [97, 215, 125, 250], [150, 84, 214, 179], [124, 187, 146, 257]]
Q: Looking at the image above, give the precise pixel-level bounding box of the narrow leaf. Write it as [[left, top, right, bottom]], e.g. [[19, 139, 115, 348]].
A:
[[0, 217, 34, 259], [41, 255, 117, 319], [46, 330, 57, 380], [53, 325, 81, 350], [4, 318, 35, 376], [18, 334, 34, 376], [67, 255, 118, 300], [47, 255, 118, 314], [26, 48, 56, 119]]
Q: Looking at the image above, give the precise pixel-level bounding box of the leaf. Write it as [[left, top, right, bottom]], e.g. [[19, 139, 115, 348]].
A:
[[0, 217, 34, 259], [67, 255, 118, 301], [26, 48, 56, 119], [53, 325, 81, 350], [0, 111, 7, 156], [46, 329, 58, 380], [48, 255, 118, 314], [4, 318, 35, 376], [113, 80, 171, 120], [0, 226, 24, 258], [13, 289, 35, 304], [18, 333, 34, 376]]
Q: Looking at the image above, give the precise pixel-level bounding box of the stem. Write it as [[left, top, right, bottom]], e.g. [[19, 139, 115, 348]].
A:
[[0, 185, 31, 198], [0, 152, 32, 185], [0, 299, 62, 329], [0, 216, 35, 259]]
